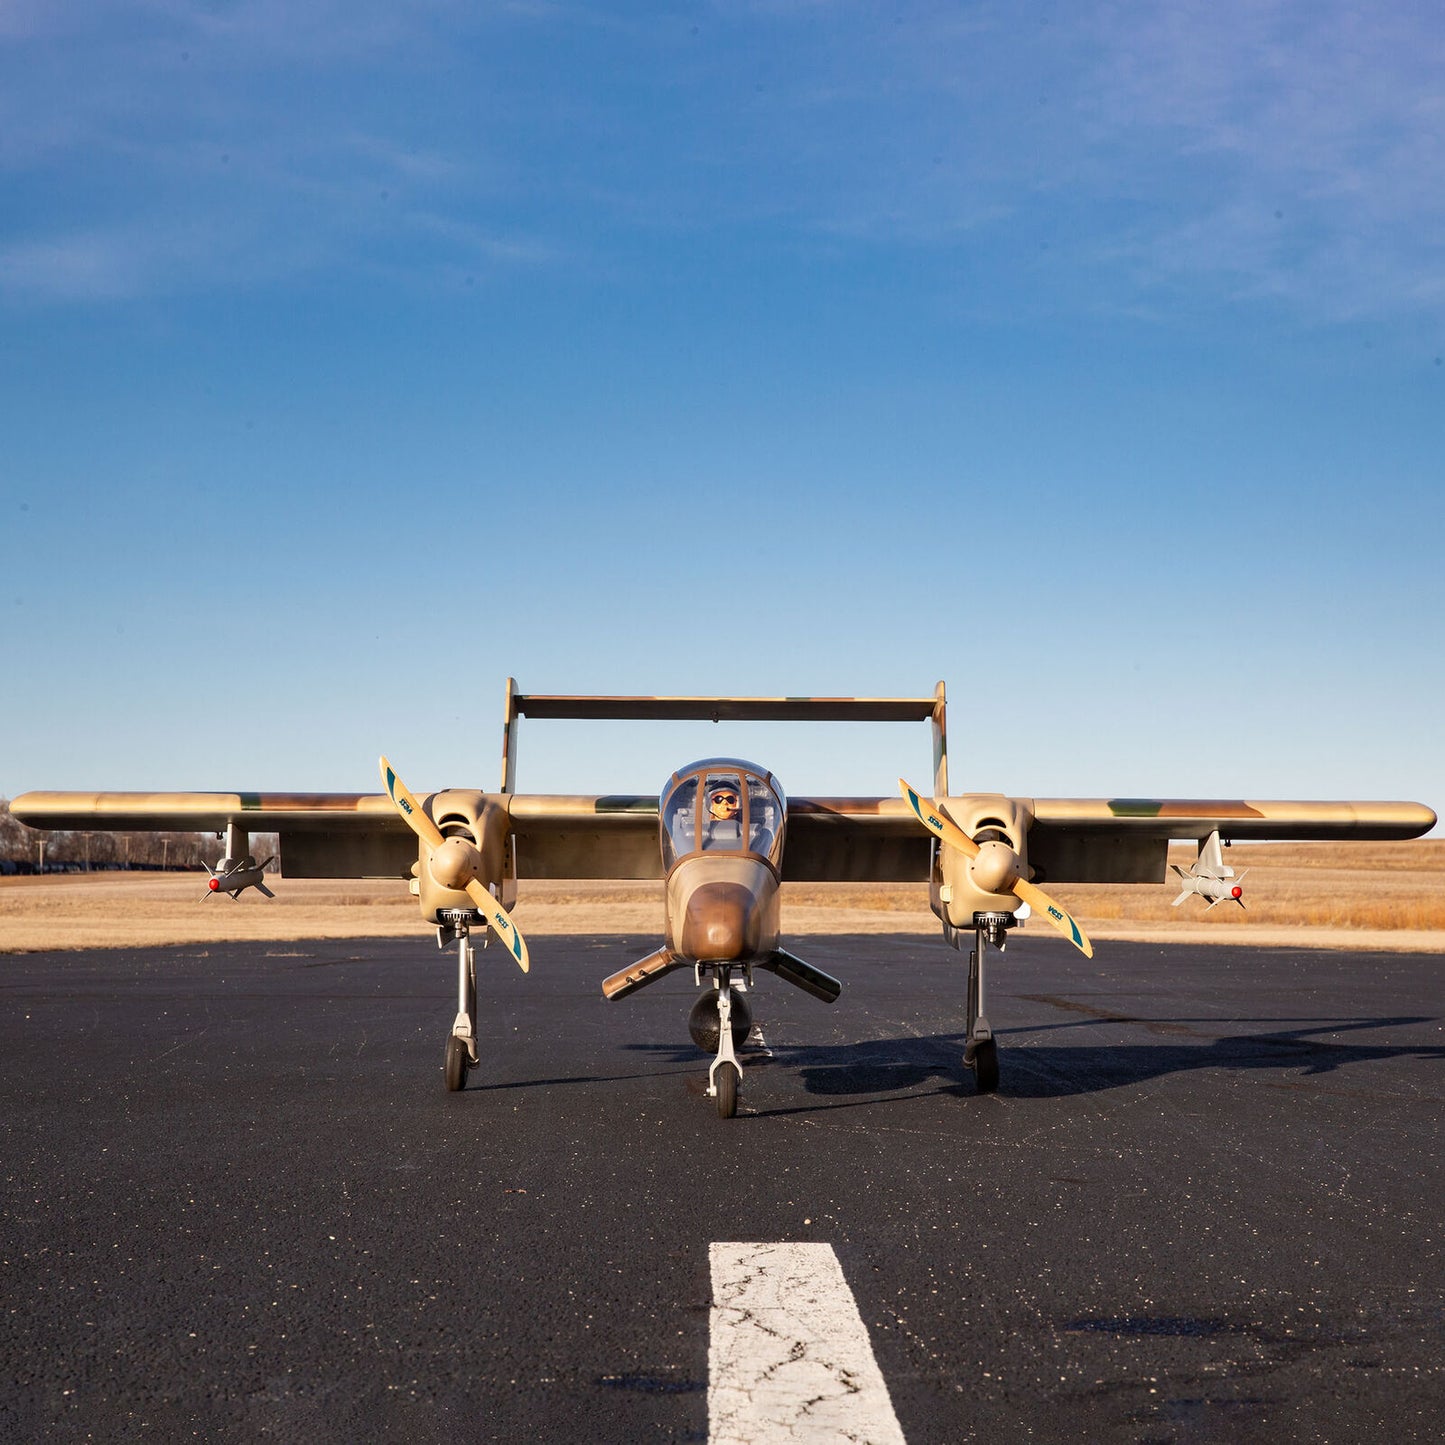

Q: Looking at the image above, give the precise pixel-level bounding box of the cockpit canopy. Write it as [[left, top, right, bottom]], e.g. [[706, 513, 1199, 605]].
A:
[[660, 759, 786, 871]]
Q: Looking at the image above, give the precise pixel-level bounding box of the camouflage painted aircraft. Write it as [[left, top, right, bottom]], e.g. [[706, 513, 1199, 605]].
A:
[[12, 682, 1436, 1117]]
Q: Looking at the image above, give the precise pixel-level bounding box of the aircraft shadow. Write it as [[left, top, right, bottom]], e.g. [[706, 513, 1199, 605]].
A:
[[621, 1015, 1445, 1105], [983, 1017, 1445, 1100]]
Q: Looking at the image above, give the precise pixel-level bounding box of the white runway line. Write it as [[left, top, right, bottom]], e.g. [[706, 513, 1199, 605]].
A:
[[709, 1242, 907, 1444]]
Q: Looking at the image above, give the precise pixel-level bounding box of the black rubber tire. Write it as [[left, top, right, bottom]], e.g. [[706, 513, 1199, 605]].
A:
[[445, 1034, 468, 1092], [715, 1061, 739, 1119], [971, 1038, 1000, 1094]]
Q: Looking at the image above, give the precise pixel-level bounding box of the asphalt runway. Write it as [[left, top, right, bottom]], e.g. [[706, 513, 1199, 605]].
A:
[[3, 931, 1442, 1443]]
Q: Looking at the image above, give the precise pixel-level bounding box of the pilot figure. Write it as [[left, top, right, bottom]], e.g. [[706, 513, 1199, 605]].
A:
[[701, 782, 743, 849]]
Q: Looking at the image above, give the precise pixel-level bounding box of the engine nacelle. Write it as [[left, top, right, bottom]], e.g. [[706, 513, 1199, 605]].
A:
[[410, 789, 510, 924], [929, 794, 1035, 930]]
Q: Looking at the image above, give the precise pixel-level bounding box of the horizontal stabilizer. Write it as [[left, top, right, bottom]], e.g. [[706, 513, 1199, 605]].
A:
[[513, 693, 940, 723], [756, 948, 842, 1003], [602, 946, 686, 1001]]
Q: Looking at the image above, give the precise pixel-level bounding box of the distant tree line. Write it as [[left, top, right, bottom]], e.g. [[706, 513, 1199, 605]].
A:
[[0, 798, 278, 876]]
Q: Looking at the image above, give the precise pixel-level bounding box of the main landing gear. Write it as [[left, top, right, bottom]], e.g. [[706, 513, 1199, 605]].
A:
[[952, 911, 1017, 1094], [438, 910, 481, 1091]]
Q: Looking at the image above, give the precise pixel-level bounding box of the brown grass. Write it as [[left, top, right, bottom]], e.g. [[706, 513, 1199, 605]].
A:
[[1055, 841, 1445, 933], [2, 840, 1443, 954]]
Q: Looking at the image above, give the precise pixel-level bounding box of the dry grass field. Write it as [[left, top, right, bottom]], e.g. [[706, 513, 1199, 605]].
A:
[[2, 840, 1443, 954]]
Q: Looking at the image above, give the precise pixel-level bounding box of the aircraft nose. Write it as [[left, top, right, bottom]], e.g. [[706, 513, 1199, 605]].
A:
[[680, 881, 758, 961]]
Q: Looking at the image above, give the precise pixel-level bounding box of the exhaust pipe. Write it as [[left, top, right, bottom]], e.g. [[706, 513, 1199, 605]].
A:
[[756, 948, 842, 1003], [602, 946, 687, 1001]]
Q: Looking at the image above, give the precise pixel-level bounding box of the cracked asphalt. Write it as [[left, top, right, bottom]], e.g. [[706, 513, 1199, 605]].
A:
[[2, 931, 1442, 1442]]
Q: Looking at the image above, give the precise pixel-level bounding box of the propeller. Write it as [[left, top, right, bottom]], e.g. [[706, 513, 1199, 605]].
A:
[[380, 756, 530, 973], [899, 779, 1093, 958]]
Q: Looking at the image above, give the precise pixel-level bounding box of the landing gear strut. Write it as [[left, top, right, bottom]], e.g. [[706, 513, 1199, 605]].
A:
[[961, 911, 1015, 1094], [438, 910, 481, 1091]]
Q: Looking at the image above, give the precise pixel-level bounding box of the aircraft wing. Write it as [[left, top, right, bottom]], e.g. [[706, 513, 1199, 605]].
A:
[[1, 790, 973, 884], [1019, 797, 1436, 883], [5, 790, 937, 882], [8, 789, 672, 881], [9, 790, 417, 877], [782, 799, 931, 881], [10, 790, 1433, 885], [780, 795, 1436, 885], [505, 795, 662, 879], [773, 795, 1438, 884], [9, 791, 400, 833]]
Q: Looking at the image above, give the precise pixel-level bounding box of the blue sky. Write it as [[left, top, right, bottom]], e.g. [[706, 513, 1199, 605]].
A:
[[2, 2, 1441, 818]]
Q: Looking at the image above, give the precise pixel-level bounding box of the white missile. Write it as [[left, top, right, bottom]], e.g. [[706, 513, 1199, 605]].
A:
[[1170, 831, 1245, 910], [204, 855, 276, 900]]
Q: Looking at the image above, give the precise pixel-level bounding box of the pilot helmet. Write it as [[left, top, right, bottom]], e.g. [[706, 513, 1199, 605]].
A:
[[707, 782, 741, 814]]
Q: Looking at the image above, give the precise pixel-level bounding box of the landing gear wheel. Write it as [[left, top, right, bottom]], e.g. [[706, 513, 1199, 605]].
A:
[[968, 1038, 999, 1094], [715, 1061, 739, 1119], [445, 1033, 469, 1092]]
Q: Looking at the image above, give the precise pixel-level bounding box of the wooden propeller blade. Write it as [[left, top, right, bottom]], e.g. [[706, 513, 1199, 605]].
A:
[[1010, 876, 1094, 959]]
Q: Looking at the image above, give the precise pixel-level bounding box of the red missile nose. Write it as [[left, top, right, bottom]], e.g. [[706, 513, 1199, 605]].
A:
[[1231, 885, 1243, 899], [208, 877, 221, 891]]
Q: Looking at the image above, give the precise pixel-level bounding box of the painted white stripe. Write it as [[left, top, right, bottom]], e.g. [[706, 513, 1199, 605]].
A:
[[709, 1242, 907, 1445]]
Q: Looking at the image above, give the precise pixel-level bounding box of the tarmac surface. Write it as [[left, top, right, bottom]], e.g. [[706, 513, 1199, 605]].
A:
[[2, 931, 1442, 1443]]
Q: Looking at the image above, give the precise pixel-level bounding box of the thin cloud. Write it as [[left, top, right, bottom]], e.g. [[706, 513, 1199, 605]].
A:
[[1058, 1, 1445, 317], [675, 1, 1445, 320], [0, 231, 149, 301], [3, 2, 1442, 320], [0, 217, 332, 302]]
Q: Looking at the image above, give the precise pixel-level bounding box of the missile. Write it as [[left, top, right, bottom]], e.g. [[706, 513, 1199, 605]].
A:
[[1170, 831, 1245, 910], [1172, 872, 1246, 909], [204, 855, 276, 900]]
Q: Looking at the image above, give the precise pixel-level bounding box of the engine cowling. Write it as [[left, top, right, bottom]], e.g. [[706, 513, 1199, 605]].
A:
[[928, 795, 1035, 929], [411, 790, 510, 923]]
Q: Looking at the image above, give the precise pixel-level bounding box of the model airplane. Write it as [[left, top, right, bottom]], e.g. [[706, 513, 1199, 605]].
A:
[[11, 682, 1435, 1116]]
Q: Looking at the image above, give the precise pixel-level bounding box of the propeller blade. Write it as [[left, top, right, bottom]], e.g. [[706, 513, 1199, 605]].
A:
[[1010, 876, 1094, 958], [898, 778, 1093, 959], [898, 779, 978, 857], [380, 755, 445, 848], [380, 756, 529, 973]]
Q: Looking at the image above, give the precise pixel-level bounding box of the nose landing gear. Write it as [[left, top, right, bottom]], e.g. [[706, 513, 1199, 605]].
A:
[[701, 963, 747, 1118]]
